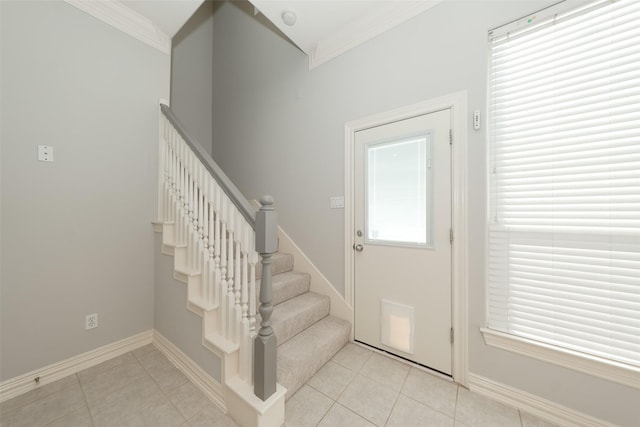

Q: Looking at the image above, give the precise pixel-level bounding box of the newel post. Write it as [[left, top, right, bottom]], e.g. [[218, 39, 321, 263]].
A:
[[254, 195, 278, 400]]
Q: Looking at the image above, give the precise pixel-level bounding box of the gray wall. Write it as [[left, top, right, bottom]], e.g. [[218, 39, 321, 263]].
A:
[[0, 1, 169, 380], [208, 1, 639, 425], [153, 0, 222, 383], [154, 235, 221, 380], [170, 0, 215, 157]]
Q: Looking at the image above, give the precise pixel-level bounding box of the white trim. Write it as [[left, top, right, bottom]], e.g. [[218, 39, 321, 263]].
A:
[[0, 330, 153, 403], [226, 377, 286, 427], [481, 328, 640, 390], [344, 91, 468, 386], [309, 1, 443, 69], [468, 373, 617, 427], [63, 0, 171, 55], [153, 330, 226, 412]]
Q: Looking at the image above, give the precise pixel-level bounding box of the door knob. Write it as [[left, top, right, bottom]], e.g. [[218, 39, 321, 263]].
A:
[[354, 244, 364, 252]]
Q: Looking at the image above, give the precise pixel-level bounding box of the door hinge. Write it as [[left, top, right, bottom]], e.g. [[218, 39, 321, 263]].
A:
[[450, 228, 453, 244], [450, 328, 454, 344], [449, 129, 453, 145]]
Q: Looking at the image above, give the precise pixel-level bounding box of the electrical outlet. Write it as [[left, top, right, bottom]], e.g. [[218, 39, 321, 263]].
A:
[[85, 313, 98, 330], [38, 145, 54, 162]]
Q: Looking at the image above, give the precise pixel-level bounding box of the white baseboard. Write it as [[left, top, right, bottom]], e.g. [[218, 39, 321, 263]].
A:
[[0, 330, 153, 403], [468, 373, 616, 427], [153, 330, 226, 412]]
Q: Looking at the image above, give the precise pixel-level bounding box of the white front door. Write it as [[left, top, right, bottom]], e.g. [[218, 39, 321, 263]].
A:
[[353, 109, 452, 374]]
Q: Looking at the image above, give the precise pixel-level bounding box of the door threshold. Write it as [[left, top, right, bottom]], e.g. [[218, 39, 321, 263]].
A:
[[353, 340, 453, 382]]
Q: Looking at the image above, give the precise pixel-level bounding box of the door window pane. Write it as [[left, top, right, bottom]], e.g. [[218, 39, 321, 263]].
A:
[[366, 135, 432, 247]]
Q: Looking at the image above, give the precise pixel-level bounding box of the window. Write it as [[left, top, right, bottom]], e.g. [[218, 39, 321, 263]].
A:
[[486, 0, 640, 377], [366, 135, 432, 247]]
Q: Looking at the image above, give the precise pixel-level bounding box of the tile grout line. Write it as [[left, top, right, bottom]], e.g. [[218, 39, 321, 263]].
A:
[[81, 353, 138, 424], [38, 374, 90, 427], [307, 355, 360, 426], [452, 384, 460, 425], [313, 400, 336, 427], [78, 351, 153, 420], [0, 375, 80, 423], [74, 373, 97, 427], [397, 387, 457, 423], [133, 347, 190, 426], [381, 365, 412, 426], [301, 344, 373, 426], [382, 387, 402, 427], [518, 408, 525, 427]]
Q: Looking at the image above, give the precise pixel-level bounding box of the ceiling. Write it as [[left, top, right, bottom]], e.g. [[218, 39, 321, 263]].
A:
[[250, 0, 444, 67], [116, 0, 444, 67], [119, 0, 203, 38]]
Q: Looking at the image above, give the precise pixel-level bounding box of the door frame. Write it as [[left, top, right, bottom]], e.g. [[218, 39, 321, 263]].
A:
[[344, 91, 468, 386]]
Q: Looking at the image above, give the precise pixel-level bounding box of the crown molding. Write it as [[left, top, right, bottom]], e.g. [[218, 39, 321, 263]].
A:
[[309, 0, 443, 69], [64, 0, 171, 55]]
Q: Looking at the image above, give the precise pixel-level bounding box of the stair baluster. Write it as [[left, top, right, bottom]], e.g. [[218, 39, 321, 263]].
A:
[[228, 209, 236, 340], [200, 167, 209, 304], [157, 104, 280, 408], [220, 200, 229, 338]]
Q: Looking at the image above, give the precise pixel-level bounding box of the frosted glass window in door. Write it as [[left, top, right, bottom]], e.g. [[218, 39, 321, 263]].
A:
[[366, 135, 432, 247]]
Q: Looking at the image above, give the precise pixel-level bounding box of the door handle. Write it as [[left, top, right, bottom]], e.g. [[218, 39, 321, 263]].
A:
[[353, 244, 364, 252]]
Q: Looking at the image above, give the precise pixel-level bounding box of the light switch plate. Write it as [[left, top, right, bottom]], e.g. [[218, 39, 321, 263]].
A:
[[330, 196, 345, 209]]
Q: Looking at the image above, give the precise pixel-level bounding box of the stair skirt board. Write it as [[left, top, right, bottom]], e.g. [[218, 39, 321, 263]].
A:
[[0, 330, 154, 403]]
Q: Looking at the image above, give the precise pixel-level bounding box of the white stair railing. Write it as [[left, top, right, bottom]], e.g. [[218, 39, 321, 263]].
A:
[[157, 103, 277, 399]]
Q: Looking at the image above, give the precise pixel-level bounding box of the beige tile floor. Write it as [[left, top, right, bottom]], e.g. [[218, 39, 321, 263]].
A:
[[0, 343, 556, 427]]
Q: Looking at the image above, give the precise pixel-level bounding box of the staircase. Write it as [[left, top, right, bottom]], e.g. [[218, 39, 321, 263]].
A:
[[156, 102, 351, 426], [263, 253, 350, 399]]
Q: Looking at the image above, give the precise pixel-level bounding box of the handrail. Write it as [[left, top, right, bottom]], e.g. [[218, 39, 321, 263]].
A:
[[158, 102, 279, 402], [160, 103, 256, 227]]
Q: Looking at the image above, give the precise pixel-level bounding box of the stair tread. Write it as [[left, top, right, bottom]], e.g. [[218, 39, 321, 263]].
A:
[[266, 292, 330, 347], [257, 271, 310, 306], [277, 316, 351, 400], [255, 252, 294, 278]]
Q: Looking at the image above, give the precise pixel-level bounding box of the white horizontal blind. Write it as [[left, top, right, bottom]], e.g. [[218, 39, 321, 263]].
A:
[[487, 0, 640, 367]]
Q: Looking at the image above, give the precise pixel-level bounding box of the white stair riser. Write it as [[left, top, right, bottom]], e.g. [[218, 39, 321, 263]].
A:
[[257, 272, 311, 306]]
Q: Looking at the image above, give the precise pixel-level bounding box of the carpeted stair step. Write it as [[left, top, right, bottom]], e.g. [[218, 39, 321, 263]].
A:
[[266, 292, 330, 347], [277, 316, 351, 400], [257, 271, 310, 306], [255, 252, 294, 278]]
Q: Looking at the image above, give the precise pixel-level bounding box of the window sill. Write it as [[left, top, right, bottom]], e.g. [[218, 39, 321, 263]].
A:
[[480, 328, 640, 390]]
